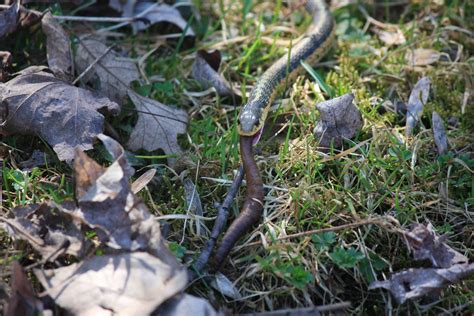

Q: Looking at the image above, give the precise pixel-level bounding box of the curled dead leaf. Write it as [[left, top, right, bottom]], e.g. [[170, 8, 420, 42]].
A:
[[155, 293, 219, 316], [192, 49, 241, 105], [0, 67, 119, 162], [0, 2, 20, 38], [369, 263, 474, 304], [41, 12, 73, 82], [0, 3, 42, 39], [313, 93, 363, 148], [406, 48, 441, 67], [6, 261, 43, 316], [404, 223, 467, 268], [406, 76, 430, 137], [373, 28, 406, 46], [35, 252, 188, 316], [109, 0, 195, 36], [182, 177, 206, 236], [432, 111, 448, 155], [4, 202, 92, 260]]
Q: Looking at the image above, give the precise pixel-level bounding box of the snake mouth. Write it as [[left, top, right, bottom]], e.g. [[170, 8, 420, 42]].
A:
[[251, 127, 264, 146]]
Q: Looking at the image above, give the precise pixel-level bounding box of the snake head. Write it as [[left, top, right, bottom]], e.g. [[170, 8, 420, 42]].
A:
[[238, 100, 266, 136]]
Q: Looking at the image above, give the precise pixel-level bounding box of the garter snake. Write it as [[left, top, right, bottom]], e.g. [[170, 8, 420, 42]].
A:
[[213, 0, 335, 270]]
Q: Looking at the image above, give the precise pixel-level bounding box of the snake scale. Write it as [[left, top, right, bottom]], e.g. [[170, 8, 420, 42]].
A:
[[212, 0, 335, 270]]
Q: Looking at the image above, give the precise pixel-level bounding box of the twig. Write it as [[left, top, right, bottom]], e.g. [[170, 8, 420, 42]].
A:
[[50, 15, 142, 23], [237, 301, 351, 315], [96, 2, 160, 33], [191, 165, 244, 275], [72, 45, 114, 85], [242, 216, 400, 248], [0, 4, 145, 23]]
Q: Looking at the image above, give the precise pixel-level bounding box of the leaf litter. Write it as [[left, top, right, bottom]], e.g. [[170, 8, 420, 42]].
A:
[[0, 67, 119, 162], [75, 36, 141, 104], [1, 135, 218, 315], [127, 91, 188, 165], [192, 49, 242, 105], [313, 93, 363, 148], [432, 111, 448, 155], [108, 0, 195, 36], [405, 76, 431, 137], [6, 261, 43, 316], [34, 252, 188, 316], [3, 202, 92, 260], [0, 1, 19, 39], [0, 51, 12, 82], [406, 48, 441, 67], [0, 2, 42, 39], [41, 12, 74, 82], [370, 223, 473, 303]]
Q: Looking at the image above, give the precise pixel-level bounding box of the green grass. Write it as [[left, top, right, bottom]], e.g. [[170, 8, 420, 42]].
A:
[[1, 0, 473, 314]]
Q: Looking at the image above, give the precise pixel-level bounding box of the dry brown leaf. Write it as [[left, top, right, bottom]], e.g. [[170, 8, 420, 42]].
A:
[[41, 12, 73, 82], [5, 202, 92, 260], [0, 1, 20, 38], [369, 263, 474, 304], [0, 51, 12, 82], [1, 135, 192, 314], [18, 150, 50, 169], [373, 28, 406, 46], [432, 111, 448, 155], [71, 134, 171, 256], [6, 261, 43, 316], [406, 76, 430, 137], [155, 293, 219, 316], [313, 93, 363, 148], [35, 252, 188, 316], [210, 272, 242, 300], [370, 222, 472, 304], [182, 177, 206, 236], [0, 3, 42, 39], [192, 50, 241, 105], [109, 0, 195, 36], [127, 91, 188, 165], [131, 168, 157, 194], [0, 67, 119, 162], [75, 37, 140, 104], [406, 48, 441, 67], [404, 223, 467, 268]]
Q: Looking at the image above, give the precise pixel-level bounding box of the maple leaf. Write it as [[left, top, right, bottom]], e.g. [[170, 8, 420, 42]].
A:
[[75, 37, 140, 104], [0, 67, 119, 162], [127, 91, 188, 165]]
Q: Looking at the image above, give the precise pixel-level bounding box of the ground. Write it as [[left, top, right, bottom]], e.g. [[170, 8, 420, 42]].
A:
[[1, 0, 473, 314]]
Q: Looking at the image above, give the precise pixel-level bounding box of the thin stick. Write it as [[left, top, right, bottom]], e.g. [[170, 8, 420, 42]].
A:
[[237, 302, 351, 315], [96, 3, 160, 33], [191, 165, 244, 274], [50, 15, 140, 23], [0, 4, 147, 23], [242, 216, 398, 248], [72, 45, 113, 85]]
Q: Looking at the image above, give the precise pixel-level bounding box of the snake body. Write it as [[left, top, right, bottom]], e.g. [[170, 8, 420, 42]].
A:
[[213, 0, 335, 270]]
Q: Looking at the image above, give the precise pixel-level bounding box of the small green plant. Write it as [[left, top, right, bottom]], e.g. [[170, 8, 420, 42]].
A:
[[169, 242, 186, 261], [358, 254, 389, 283], [311, 231, 336, 251], [257, 254, 314, 290], [329, 247, 365, 269]]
